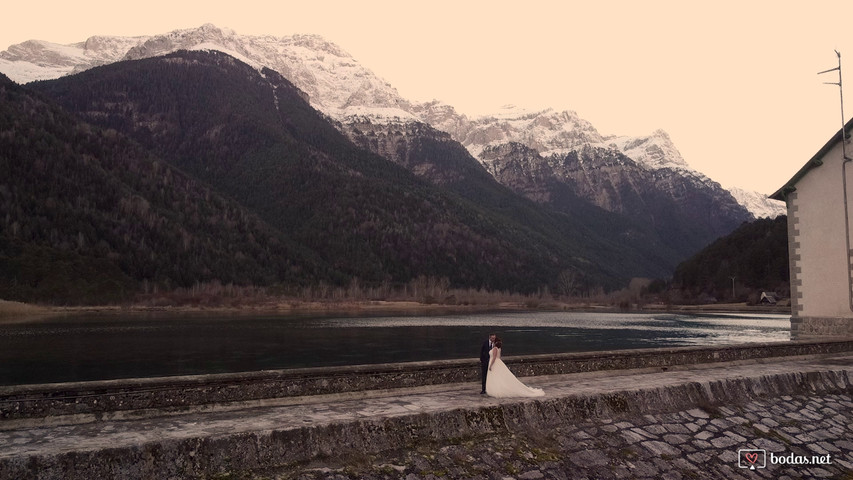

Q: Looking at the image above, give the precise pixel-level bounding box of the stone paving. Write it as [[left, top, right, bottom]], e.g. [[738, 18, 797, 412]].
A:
[[276, 393, 853, 479], [0, 353, 851, 479]]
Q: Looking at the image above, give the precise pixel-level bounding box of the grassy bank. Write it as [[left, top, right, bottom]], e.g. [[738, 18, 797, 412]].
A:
[[0, 299, 58, 321], [0, 296, 790, 324]]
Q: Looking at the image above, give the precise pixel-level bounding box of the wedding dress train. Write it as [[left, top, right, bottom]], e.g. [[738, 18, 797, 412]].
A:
[[485, 348, 545, 398]]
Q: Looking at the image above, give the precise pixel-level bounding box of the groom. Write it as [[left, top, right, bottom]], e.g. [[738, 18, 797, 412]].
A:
[[480, 333, 496, 394]]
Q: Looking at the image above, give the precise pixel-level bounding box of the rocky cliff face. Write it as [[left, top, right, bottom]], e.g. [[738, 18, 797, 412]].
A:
[[478, 142, 558, 204], [340, 120, 470, 186], [490, 144, 655, 216], [479, 142, 751, 259]]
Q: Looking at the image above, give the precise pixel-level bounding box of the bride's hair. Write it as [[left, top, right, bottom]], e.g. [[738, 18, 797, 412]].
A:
[[494, 337, 502, 348]]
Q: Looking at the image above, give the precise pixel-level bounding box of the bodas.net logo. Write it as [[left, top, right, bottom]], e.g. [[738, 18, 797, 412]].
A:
[[738, 449, 767, 470]]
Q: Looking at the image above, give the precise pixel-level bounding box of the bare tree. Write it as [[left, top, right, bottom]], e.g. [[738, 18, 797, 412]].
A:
[[556, 269, 578, 298]]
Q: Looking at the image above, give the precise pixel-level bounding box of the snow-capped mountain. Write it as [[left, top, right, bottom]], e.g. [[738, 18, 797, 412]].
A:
[[443, 106, 706, 186], [605, 128, 784, 219], [0, 23, 781, 220], [1, 24, 416, 122], [418, 103, 760, 213], [454, 107, 784, 220], [122, 25, 417, 122]]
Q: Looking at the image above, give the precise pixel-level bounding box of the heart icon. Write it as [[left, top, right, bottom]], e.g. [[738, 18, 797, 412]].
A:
[[745, 452, 759, 464]]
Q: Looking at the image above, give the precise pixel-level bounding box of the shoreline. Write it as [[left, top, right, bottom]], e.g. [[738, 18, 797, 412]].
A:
[[0, 298, 791, 322]]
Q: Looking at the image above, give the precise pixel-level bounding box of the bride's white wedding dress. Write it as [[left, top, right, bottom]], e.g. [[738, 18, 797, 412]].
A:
[[486, 348, 545, 398]]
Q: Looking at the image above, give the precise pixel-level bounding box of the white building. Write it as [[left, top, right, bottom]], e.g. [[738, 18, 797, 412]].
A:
[[771, 118, 853, 337]]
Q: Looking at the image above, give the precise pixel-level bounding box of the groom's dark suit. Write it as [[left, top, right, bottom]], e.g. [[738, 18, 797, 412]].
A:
[[480, 338, 491, 394]]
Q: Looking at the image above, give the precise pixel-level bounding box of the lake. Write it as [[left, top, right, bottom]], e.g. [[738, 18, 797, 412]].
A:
[[0, 310, 791, 386]]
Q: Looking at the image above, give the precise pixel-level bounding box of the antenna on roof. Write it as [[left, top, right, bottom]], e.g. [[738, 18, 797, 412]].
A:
[[818, 50, 848, 150], [820, 51, 853, 313]]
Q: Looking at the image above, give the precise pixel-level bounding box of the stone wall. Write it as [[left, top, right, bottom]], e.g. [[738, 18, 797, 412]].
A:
[[791, 316, 853, 338], [787, 191, 804, 318], [1, 339, 851, 420]]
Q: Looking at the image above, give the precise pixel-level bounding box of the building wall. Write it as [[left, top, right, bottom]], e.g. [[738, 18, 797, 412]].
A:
[[788, 139, 853, 336]]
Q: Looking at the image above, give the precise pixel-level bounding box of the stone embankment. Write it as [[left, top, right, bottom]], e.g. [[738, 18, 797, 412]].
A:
[[0, 341, 851, 479], [2, 339, 850, 420], [292, 391, 852, 480]]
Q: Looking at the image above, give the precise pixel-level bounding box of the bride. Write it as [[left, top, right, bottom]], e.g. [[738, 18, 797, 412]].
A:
[[486, 337, 545, 398]]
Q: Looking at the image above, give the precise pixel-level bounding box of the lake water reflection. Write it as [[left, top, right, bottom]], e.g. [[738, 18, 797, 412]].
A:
[[0, 311, 791, 386]]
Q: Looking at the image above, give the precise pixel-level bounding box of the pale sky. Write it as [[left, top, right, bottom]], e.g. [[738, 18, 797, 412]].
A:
[[3, 1, 853, 195]]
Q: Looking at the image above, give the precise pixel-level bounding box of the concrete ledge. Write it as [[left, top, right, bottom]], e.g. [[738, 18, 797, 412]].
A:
[[1, 363, 850, 480], [1, 339, 852, 420]]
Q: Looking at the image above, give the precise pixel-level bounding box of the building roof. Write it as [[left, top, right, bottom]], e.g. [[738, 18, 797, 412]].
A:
[[770, 116, 853, 201]]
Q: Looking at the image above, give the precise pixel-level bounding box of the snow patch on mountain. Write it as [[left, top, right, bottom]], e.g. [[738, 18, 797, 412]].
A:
[[0, 58, 66, 83], [435, 105, 606, 161], [727, 187, 786, 219], [341, 106, 420, 124], [603, 130, 690, 171], [0, 36, 147, 83]]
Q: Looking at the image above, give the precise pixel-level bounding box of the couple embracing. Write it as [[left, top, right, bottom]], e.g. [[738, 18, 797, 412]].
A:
[[479, 333, 545, 398]]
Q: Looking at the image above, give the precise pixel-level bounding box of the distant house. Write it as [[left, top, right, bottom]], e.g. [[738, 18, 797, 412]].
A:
[[759, 292, 778, 305], [770, 118, 853, 337]]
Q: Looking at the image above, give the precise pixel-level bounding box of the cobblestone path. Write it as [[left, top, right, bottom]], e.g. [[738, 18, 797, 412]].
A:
[[276, 393, 853, 480]]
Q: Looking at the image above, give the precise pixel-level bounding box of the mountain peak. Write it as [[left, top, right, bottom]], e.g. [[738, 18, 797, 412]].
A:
[[285, 33, 351, 58], [603, 130, 690, 172], [481, 104, 548, 119], [650, 128, 671, 139], [452, 107, 604, 159], [199, 23, 227, 33], [122, 24, 242, 62]]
